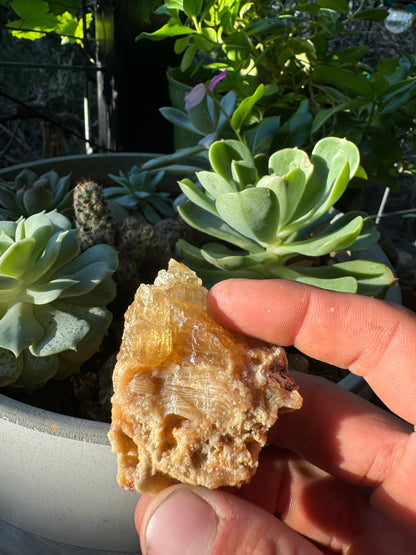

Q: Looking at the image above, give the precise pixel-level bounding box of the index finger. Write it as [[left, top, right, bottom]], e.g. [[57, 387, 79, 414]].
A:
[[207, 279, 416, 425]]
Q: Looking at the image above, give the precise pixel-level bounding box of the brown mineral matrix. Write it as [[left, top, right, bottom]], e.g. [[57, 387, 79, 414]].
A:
[[108, 259, 302, 495]]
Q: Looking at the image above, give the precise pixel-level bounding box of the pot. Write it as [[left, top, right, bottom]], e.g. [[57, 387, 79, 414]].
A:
[[0, 153, 402, 553]]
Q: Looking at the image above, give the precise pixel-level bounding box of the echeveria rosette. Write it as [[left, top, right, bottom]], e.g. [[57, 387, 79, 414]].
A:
[[104, 166, 175, 224], [0, 211, 118, 391], [0, 169, 74, 220], [177, 137, 395, 296]]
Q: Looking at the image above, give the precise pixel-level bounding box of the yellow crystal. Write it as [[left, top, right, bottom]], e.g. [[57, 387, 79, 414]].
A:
[[109, 259, 302, 494]]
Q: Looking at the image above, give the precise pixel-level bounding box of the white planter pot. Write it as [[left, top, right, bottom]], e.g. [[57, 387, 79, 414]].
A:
[[0, 394, 140, 554]]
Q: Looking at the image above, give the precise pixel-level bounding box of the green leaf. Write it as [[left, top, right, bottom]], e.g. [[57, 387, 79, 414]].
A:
[[276, 215, 363, 258], [0, 302, 44, 357], [215, 188, 279, 245], [197, 171, 238, 197], [258, 171, 308, 230], [352, 8, 388, 22], [244, 116, 281, 155], [0, 348, 23, 388], [30, 302, 90, 356], [316, 0, 348, 11], [8, 0, 58, 39], [159, 107, 200, 133], [9, 350, 58, 391], [273, 100, 312, 148], [0, 238, 35, 278], [178, 201, 263, 252], [311, 98, 368, 134], [53, 244, 118, 279], [230, 84, 264, 132], [26, 279, 78, 304], [209, 140, 255, 181], [179, 178, 218, 215], [183, 0, 203, 17], [137, 20, 196, 41], [313, 66, 373, 99]]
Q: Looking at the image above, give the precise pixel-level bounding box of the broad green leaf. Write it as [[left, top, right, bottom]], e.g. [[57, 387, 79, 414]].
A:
[[8, 0, 58, 39], [215, 188, 279, 245], [9, 350, 58, 391], [313, 66, 373, 99], [30, 303, 90, 356], [209, 140, 255, 181], [231, 161, 258, 188], [62, 278, 116, 307], [0, 238, 35, 278], [244, 116, 281, 154], [268, 147, 313, 180], [272, 100, 312, 148], [311, 98, 368, 134], [54, 244, 118, 281], [137, 20, 196, 41], [316, 0, 348, 11], [26, 279, 77, 304], [179, 178, 218, 214], [276, 215, 363, 258], [0, 302, 44, 356], [0, 348, 23, 387], [159, 107, 200, 133], [258, 170, 308, 230], [178, 202, 263, 251], [183, 0, 203, 17], [200, 243, 276, 270], [287, 259, 394, 297], [230, 84, 264, 132], [197, 171, 238, 197], [223, 31, 251, 63], [24, 229, 79, 284], [352, 8, 388, 22]]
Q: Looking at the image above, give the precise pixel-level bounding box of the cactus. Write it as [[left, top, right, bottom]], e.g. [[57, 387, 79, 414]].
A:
[[0, 211, 118, 391], [0, 169, 73, 220], [73, 180, 116, 250]]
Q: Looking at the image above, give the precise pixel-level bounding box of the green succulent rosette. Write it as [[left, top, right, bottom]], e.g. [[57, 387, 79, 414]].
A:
[[177, 137, 395, 296], [0, 211, 118, 391], [0, 169, 74, 220]]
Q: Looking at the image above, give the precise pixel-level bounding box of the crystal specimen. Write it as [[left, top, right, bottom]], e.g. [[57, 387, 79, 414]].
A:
[[109, 259, 302, 494]]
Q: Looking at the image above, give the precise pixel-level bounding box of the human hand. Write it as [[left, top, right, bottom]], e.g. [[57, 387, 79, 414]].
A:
[[135, 279, 416, 554]]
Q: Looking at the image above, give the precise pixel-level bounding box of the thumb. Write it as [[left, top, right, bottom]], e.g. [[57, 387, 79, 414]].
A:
[[135, 484, 322, 555]]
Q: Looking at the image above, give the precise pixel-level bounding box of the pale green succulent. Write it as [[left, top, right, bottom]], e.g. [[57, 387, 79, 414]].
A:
[[177, 137, 395, 296], [0, 211, 118, 391], [0, 169, 74, 220]]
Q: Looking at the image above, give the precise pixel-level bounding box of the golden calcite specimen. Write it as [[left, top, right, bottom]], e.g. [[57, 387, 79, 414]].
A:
[[109, 259, 302, 495]]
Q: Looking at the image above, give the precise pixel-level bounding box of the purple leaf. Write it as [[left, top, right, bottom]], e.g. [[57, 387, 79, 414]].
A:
[[207, 70, 227, 90], [184, 83, 207, 109]]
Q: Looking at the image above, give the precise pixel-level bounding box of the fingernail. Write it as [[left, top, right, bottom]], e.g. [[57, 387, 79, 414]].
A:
[[146, 489, 218, 555]]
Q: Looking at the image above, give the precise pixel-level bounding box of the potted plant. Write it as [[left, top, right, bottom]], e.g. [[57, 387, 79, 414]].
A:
[[0, 119, 403, 553]]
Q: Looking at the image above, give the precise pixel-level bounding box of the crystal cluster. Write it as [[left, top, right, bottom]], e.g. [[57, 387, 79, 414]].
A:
[[109, 260, 302, 494]]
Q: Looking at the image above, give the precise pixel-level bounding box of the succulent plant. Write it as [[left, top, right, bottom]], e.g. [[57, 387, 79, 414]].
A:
[[104, 166, 176, 224], [177, 137, 395, 296], [0, 169, 74, 220], [0, 211, 118, 391]]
